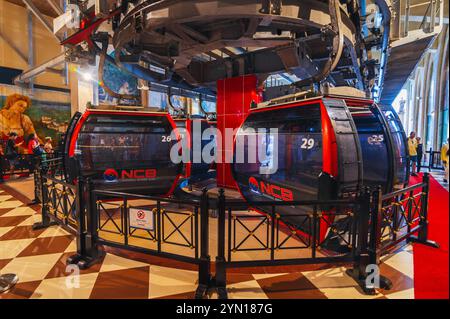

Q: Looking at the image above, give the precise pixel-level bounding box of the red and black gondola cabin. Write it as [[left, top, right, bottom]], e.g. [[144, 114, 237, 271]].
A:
[[64, 109, 182, 196]]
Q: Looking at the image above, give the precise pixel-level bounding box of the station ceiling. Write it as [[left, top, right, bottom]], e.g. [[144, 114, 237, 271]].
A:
[[6, 0, 60, 18]]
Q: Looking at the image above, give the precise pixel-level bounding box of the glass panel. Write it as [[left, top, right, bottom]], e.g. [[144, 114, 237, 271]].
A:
[[169, 95, 187, 110], [201, 100, 216, 113], [380, 105, 409, 188], [149, 91, 168, 110], [352, 113, 389, 190], [75, 114, 180, 195], [234, 104, 323, 202], [232, 104, 324, 233]]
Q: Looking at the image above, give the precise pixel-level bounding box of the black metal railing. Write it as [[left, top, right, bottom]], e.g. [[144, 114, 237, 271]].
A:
[[212, 190, 365, 298], [66, 183, 213, 298], [33, 170, 78, 234], [1, 154, 35, 177], [371, 173, 438, 258], [34, 171, 436, 299], [426, 148, 444, 171], [92, 188, 203, 263], [40, 156, 65, 178], [33, 157, 64, 204]]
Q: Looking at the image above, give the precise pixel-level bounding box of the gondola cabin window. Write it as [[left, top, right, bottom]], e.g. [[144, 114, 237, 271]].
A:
[[233, 104, 323, 202]]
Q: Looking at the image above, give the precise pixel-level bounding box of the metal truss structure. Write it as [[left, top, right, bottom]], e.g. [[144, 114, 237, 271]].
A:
[[55, 0, 394, 99]]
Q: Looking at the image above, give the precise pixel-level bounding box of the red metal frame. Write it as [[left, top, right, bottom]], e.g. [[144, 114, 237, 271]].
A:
[[216, 75, 259, 189], [60, 10, 120, 47]]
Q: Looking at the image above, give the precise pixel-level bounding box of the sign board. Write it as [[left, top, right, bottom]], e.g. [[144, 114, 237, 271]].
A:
[[129, 208, 154, 231]]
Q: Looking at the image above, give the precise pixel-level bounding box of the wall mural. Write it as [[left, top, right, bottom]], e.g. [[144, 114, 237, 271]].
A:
[[0, 84, 71, 153]]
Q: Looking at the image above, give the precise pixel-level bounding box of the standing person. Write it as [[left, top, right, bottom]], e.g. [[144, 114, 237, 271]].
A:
[[441, 138, 449, 183], [27, 133, 39, 155], [5, 132, 23, 178], [407, 132, 418, 177], [44, 137, 53, 154], [416, 137, 424, 173], [26, 133, 43, 174]]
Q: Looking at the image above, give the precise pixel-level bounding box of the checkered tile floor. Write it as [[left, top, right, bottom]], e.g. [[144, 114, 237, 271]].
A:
[[0, 186, 416, 299]]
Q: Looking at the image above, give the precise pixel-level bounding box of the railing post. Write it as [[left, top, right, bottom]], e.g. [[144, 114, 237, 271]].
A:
[[270, 205, 276, 261], [195, 188, 212, 299], [369, 187, 393, 290], [348, 187, 392, 293], [156, 201, 162, 253], [85, 178, 103, 265], [347, 188, 373, 293], [406, 190, 414, 234], [67, 177, 103, 269], [215, 189, 228, 299], [369, 187, 383, 266], [392, 193, 399, 242], [408, 173, 439, 248], [32, 165, 41, 204], [32, 167, 57, 230], [63, 185, 69, 226], [67, 177, 87, 265], [428, 147, 432, 171]]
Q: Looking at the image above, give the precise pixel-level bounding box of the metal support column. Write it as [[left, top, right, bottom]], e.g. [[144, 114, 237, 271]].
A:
[[407, 173, 440, 247], [194, 189, 213, 299], [28, 9, 34, 90], [214, 189, 228, 299]]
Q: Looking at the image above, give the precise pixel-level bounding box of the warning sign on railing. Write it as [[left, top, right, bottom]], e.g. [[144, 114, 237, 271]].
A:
[[129, 208, 153, 231]]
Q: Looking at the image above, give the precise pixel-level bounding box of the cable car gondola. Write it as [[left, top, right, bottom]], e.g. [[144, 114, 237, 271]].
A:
[[231, 94, 409, 248], [63, 109, 182, 196]]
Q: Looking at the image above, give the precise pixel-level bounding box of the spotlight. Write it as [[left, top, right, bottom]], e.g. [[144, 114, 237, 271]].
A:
[[82, 72, 93, 81]]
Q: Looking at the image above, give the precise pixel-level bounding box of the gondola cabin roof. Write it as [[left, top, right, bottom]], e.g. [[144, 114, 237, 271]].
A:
[[254, 91, 375, 113]]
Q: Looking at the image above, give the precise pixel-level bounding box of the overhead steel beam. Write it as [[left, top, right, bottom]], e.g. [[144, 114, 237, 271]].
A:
[[206, 51, 223, 60], [0, 31, 28, 63], [174, 23, 209, 43], [343, 37, 364, 90], [46, 0, 63, 15], [374, 0, 391, 101], [45, 67, 64, 75], [14, 52, 66, 84], [219, 48, 238, 58], [111, 0, 363, 89], [21, 0, 62, 42], [182, 43, 318, 84], [292, 0, 344, 88]]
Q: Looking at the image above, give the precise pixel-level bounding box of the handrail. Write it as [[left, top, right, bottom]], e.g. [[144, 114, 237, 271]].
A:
[[381, 182, 426, 200], [41, 156, 63, 164], [94, 187, 358, 208], [224, 198, 358, 208], [42, 174, 76, 189], [93, 189, 201, 206]]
